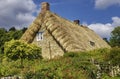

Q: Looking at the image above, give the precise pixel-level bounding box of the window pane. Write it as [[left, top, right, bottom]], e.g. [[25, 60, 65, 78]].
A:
[[36, 32, 43, 41]]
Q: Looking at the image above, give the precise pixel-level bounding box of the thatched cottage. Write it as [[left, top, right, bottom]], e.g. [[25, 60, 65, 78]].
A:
[[21, 2, 110, 59]]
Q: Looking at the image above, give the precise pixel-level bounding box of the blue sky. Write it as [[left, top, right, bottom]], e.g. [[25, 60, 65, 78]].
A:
[[0, 0, 120, 38], [33, 0, 120, 23]]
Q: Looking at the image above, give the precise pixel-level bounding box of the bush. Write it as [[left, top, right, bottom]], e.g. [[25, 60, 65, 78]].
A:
[[4, 39, 42, 67], [1, 47, 120, 79], [0, 39, 42, 77], [108, 47, 120, 65], [0, 58, 21, 76], [64, 52, 79, 57]]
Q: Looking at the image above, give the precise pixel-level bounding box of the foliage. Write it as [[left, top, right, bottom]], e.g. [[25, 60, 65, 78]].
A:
[[106, 47, 120, 65], [21, 27, 27, 33], [22, 49, 110, 79], [4, 39, 42, 67], [64, 52, 79, 57], [0, 48, 120, 79], [9, 27, 16, 31], [0, 28, 7, 54], [110, 26, 120, 47], [22, 57, 95, 79], [0, 27, 26, 54], [65, 48, 110, 63], [0, 57, 19, 76], [102, 74, 120, 79], [103, 38, 109, 44]]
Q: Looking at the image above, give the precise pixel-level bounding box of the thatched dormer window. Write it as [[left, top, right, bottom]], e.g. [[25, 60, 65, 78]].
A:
[[36, 32, 43, 41], [90, 41, 95, 46]]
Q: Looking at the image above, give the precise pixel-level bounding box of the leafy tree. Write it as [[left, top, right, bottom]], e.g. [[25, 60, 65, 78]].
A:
[[7, 30, 23, 40], [0, 27, 25, 54], [0, 28, 7, 35], [103, 38, 109, 44], [9, 27, 16, 31], [110, 26, 120, 47], [14, 30, 23, 39], [22, 27, 27, 33], [0, 28, 7, 54], [4, 40, 42, 67]]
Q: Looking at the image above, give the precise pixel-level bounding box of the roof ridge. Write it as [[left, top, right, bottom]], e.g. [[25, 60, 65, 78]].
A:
[[42, 11, 86, 52], [20, 12, 48, 43]]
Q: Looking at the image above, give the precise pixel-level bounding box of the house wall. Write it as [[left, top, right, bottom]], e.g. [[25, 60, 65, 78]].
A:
[[33, 29, 64, 59]]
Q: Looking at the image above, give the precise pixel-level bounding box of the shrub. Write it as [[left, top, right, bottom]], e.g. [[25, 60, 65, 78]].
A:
[[108, 47, 120, 65], [64, 52, 79, 57], [4, 39, 42, 67]]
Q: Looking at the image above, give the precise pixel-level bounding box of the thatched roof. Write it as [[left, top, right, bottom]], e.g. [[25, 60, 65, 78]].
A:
[[21, 2, 110, 52]]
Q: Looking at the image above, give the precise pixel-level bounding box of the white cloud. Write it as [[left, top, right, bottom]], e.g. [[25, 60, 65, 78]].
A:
[[0, 0, 37, 29], [112, 17, 120, 27], [88, 23, 113, 38], [87, 16, 120, 38], [95, 0, 120, 9]]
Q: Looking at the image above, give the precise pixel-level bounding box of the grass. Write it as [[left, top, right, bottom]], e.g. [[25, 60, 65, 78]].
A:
[[0, 48, 120, 79]]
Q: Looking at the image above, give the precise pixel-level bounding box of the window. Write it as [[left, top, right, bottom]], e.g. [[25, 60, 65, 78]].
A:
[[36, 32, 43, 41], [90, 41, 95, 46]]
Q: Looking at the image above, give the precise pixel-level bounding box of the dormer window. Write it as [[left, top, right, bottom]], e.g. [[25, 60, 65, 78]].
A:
[[90, 41, 95, 46], [36, 32, 43, 41]]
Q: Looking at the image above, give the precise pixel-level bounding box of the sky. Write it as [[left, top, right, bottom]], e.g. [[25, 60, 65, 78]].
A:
[[0, 0, 120, 39]]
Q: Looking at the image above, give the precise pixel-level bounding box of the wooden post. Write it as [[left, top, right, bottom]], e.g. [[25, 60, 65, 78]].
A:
[[49, 42, 52, 59]]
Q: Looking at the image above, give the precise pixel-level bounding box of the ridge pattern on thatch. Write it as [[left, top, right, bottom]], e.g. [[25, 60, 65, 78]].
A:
[[20, 13, 45, 43], [21, 10, 110, 53]]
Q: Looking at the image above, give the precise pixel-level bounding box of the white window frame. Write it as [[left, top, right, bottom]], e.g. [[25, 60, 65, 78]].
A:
[[36, 32, 43, 41]]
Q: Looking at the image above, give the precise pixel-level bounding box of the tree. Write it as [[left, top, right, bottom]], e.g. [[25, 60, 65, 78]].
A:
[[0, 27, 25, 54], [22, 27, 27, 33], [0, 28, 7, 54], [4, 40, 42, 68], [103, 38, 109, 44], [110, 26, 120, 47], [7, 30, 23, 39], [9, 27, 16, 31]]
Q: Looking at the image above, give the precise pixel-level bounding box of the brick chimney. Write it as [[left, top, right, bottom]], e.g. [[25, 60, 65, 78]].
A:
[[41, 2, 50, 13], [74, 20, 80, 25]]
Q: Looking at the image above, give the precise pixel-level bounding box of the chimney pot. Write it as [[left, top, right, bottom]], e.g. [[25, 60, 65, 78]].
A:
[[74, 20, 80, 25], [41, 2, 50, 12]]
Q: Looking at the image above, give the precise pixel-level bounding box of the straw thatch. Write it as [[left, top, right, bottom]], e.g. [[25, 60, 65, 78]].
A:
[[21, 2, 110, 59]]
